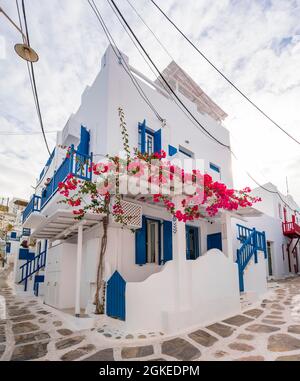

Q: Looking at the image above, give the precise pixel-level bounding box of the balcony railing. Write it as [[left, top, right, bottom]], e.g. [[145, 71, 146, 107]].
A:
[[22, 146, 93, 223], [22, 195, 41, 224], [282, 221, 300, 237]]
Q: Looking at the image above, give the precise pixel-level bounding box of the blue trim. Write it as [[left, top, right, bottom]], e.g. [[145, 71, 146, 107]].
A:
[[163, 220, 173, 263], [209, 162, 220, 173], [135, 215, 147, 265], [19, 247, 47, 291], [77, 126, 90, 155], [138, 119, 162, 154], [207, 232, 222, 251], [6, 242, 11, 254], [19, 248, 35, 261], [138, 120, 146, 153], [154, 129, 162, 153], [179, 147, 192, 158], [22, 195, 41, 224], [186, 225, 200, 260], [106, 271, 126, 321], [168, 145, 177, 156], [39, 148, 55, 181], [236, 224, 267, 292]]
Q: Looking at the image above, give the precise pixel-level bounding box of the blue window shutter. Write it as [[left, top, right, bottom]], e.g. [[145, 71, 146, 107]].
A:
[[77, 126, 90, 155], [11, 231, 17, 239], [168, 145, 177, 156], [135, 216, 147, 265], [207, 233, 222, 251], [138, 120, 146, 153], [194, 228, 200, 259], [163, 220, 173, 262], [154, 129, 162, 153], [186, 227, 190, 259], [6, 242, 11, 253]]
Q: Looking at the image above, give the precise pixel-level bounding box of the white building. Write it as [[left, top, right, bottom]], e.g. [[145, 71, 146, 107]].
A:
[[0, 198, 29, 266], [233, 183, 300, 280], [20, 45, 271, 333]]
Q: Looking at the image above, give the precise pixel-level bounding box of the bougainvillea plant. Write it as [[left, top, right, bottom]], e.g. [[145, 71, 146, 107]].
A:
[[58, 107, 261, 314]]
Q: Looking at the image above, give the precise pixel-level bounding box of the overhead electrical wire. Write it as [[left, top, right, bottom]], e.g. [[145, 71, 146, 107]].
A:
[[109, 0, 230, 149], [0, 130, 58, 136], [105, 0, 223, 146], [109, 0, 298, 213], [87, 0, 164, 123], [18, 0, 51, 155], [149, 0, 300, 146]]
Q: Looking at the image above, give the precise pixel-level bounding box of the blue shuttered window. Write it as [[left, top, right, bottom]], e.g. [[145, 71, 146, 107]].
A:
[[135, 216, 147, 265], [154, 128, 162, 153], [135, 217, 173, 265], [138, 120, 161, 154], [77, 126, 90, 155], [163, 220, 173, 262], [207, 232, 222, 251], [10, 231, 17, 239], [6, 242, 11, 253], [186, 225, 200, 260]]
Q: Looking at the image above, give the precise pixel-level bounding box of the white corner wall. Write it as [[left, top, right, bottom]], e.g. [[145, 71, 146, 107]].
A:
[[243, 251, 268, 298], [125, 249, 241, 333]]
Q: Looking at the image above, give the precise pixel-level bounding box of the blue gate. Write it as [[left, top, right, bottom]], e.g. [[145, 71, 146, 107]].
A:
[[106, 271, 126, 321]]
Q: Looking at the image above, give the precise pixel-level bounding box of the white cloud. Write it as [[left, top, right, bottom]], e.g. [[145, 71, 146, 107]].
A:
[[0, 0, 299, 205]]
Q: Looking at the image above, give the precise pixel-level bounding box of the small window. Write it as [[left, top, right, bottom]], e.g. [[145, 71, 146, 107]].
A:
[[209, 162, 220, 173], [138, 128, 155, 155], [179, 146, 193, 158], [145, 131, 154, 155], [146, 219, 160, 264]]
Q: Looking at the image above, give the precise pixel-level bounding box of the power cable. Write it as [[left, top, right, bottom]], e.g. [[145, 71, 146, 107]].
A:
[[20, 0, 51, 155], [109, 0, 230, 149], [109, 0, 299, 213], [105, 0, 222, 145], [87, 0, 164, 123], [149, 0, 300, 146]]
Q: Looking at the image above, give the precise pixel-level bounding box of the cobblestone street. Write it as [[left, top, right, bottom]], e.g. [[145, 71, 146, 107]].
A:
[[1, 266, 300, 361]]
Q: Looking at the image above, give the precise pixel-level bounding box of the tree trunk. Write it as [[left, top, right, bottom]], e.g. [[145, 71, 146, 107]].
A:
[[94, 215, 108, 314]]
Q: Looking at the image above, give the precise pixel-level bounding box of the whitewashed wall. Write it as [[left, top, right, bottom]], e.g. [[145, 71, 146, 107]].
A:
[[125, 249, 240, 333], [243, 251, 268, 298]]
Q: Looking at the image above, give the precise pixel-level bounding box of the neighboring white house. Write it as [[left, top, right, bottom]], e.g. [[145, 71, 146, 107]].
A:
[[0, 198, 29, 266], [234, 183, 300, 280], [19, 45, 271, 333]]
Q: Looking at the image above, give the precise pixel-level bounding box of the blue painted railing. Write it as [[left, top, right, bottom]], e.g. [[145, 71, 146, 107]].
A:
[[19, 248, 47, 292], [236, 225, 267, 292], [39, 148, 56, 181], [22, 147, 93, 222], [22, 195, 41, 224], [40, 146, 93, 209]]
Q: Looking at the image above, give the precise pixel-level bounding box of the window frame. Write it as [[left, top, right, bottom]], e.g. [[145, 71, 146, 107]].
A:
[[145, 217, 161, 264], [178, 145, 193, 158], [209, 162, 221, 174]]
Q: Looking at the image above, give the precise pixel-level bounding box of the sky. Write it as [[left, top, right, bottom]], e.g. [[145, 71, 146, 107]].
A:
[[0, 0, 299, 205]]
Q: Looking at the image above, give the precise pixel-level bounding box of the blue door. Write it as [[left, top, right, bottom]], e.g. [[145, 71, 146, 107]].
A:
[[106, 271, 126, 320], [186, 225, 200, 260], [207, 232, 222, 251]]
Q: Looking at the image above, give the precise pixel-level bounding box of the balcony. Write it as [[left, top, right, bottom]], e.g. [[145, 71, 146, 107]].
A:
[[282, 221, 300, 238], [22, 146, 93, 227]]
